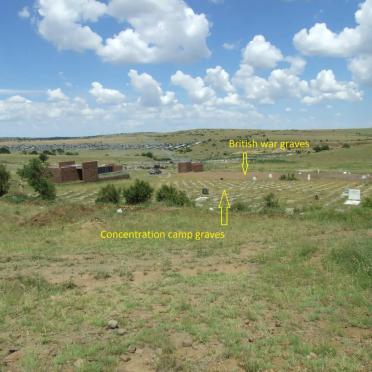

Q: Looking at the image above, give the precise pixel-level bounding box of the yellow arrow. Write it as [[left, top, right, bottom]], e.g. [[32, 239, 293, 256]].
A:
[[241, 152, 249, 175], [218, 190, 231, 226]]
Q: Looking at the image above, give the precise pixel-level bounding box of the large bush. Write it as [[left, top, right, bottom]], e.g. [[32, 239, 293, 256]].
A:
[[156, 184, 191, 206], [17, 158, 56, 200], [96, 184, 121, 204], [123, 179, 153, 204], [0, 147, 10, 154], [0, 164, 11, 197]]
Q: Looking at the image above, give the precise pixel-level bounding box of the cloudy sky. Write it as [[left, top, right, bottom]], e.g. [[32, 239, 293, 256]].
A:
[[1, 0, 372, 137]]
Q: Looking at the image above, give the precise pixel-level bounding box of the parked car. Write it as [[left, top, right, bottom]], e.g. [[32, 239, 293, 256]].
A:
[[149, 168, 162, 175]]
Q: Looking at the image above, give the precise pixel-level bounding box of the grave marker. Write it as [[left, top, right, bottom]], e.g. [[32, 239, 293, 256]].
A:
[[344, 189, 361, 206]]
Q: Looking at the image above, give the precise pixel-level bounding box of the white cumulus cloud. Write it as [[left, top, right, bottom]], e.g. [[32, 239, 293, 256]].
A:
[[348, 55, 372, 85], [37, 0, 105, 52], [171, 71, 216, 104], [293, 0, 372, 85], [129, 70, 176, 107], [242, 35, 283, 69], [47, 88, 68, 101], [34, 0, 211, 64], [89, 82, 125, 104], [302, 70, 362, 104], [204, 66, 235, 93]]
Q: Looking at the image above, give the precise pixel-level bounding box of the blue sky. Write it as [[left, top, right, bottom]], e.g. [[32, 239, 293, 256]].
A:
[[0, 0, 371, 137]]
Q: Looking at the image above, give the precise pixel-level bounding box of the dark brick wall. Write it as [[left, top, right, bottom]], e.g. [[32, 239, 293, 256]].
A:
[[192, 162, 203, 172], [178, 162, 192, 173], [111, 164, 123, 172], [82, 161, 98, 182], [60, 167, 80, 182]]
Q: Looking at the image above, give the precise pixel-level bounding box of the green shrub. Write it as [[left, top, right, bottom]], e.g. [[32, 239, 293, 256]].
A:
[[141, 151, 154, 159], [280, 173, 297, 181], [17, 158, 56, 200], [342, 143, 351, 148], [361, 197, 372, 209], [39, 153, 49, 162], [0, 147, 10, 154], [313, 144, 330, 152], [123, 179, 153, 204], [96, 184, 121, 204], [231, 200, 250, 212], [156, 184, 192, 206], [37, 179, 56, 200], [0, 164, 11, 197], [263, 192, 279, 208]]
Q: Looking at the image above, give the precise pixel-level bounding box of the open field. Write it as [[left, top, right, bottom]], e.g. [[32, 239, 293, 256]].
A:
[[0, 129, 371, 371]]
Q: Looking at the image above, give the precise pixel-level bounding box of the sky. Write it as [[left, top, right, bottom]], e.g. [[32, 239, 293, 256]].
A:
[[1, 0, 372, 137]]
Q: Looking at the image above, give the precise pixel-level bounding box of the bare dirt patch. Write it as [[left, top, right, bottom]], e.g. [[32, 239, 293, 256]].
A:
[[25, 204, 97, 227]]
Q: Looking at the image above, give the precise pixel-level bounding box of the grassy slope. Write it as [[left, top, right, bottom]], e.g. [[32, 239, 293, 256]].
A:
[[0, 199, 371, 371]]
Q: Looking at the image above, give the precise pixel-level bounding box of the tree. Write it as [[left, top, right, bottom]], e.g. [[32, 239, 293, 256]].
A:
[[123, 179, 153, 204], [39, 153, 49, 162], [0, 147, 10, 154], [17, 158, 56, 200], [0, 164, 10, 197]]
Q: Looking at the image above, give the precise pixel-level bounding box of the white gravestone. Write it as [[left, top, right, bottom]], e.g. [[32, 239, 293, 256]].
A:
[[344, 189, 361, 206], [307, 174, 311, 181]]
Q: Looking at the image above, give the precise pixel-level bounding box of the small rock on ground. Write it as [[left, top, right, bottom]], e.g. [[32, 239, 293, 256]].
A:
[[107, 320, 119, 329], [182, 338, 193, 347], [128, 345, 136, 353]]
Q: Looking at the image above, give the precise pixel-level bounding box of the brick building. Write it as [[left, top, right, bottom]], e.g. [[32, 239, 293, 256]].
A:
[[178, 161, 204, 173], [48, 160, 126, 183], [178, 161, 193, 173]]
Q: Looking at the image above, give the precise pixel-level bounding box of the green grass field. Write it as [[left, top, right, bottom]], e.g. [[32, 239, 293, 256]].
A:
[[0, 129, 371, 371]]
